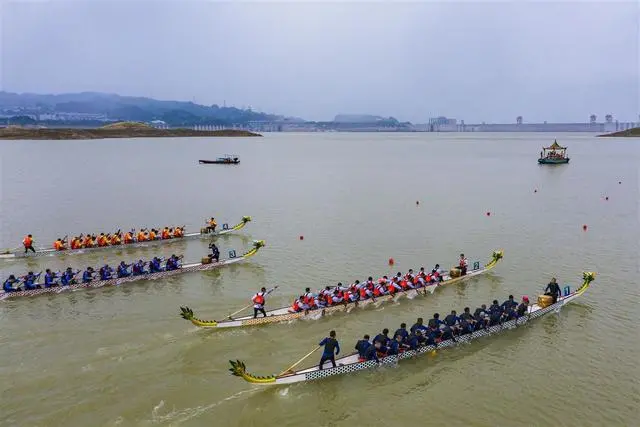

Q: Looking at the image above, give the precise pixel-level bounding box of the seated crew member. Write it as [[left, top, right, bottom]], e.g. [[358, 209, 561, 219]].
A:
[[428, 313, 443, 339], [444, 310, 460, 335], [161, 227, 171, 239], [148, 229, 157, 241], [207, 218, 217, 232], [410, 317, 428, 335], [289, 295, 305, 313], [355, 334, 371, 362], [97, 233, 109, 247], [388, 334, 406, 356], [83, 235, 95, 248], [394, 323, 409, 342], [23, 234, 36, 254], [318, 330, 340, 370], [489, 300, 502, 316], [252, 286, 277, 318], [70, 236, 82, 249], [137, 230, 147, 242], [208, 243, 220, 262], [544, 278, 562, 303], [60, 268, 78, 286], [124, 230, 135, 244], [386, 277, 403, 294], [459, 307, 476, 334], [23, 271, 40, 290], [488, 302, 503, 326], [458, 253, 468, 275], [44, 269, 58, 288], [407, 329, 425, 350], [3, 275, 21, 292], [149, 257, 163, 273], [110, 233, 122, 245], [363, 340, 381, 362], [373, 328, 391, 353], [132, 260, 147, 276], [501, 295, 518, 311], [82, 267, 95, 284], [99, 265, 113, 281], [165, 255, 181, 271], [517, 296, 530, 317], [501, 303, 517, 322], [174, 227, 184, 238], [117, 261, 132, 278], [53, 238, 67, 251]]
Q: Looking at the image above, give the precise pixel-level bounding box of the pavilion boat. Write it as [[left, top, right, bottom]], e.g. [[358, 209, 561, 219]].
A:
[[0, 216, 251, 260], [538, 140, 570, 164], [229, 271, 595, 386], [181, 250, 503, 329], [0, 241, 265, 301]]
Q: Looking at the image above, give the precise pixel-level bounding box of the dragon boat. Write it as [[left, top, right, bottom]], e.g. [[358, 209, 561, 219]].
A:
[[229, 271, 595, 386], [0, 240, 265, 301], [180, 250, 503, 329], [0, 216, 251, 260]]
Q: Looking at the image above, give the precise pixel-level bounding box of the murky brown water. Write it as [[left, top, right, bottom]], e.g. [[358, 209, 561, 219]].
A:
[[1, 133, 638, 426]]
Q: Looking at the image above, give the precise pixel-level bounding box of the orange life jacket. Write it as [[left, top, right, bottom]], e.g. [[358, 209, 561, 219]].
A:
[[84, 237, 94, 247], [53, 240, 65, 251], [387, 282, 397, 294], [110, 235, 121, 245], [70, 238, 80, 249], [400, 280, 409, 290], [23, 236, 32, 247], [149, 231, 156, 240], [252, 293, 265, 305], [174, 228, 183, 237], [137, 232, 146, 242], [291, 299, 301, 312], [124, 232, 134, 243], [359, 287, 368, 299], [97, 236, 108, 247], [161, 229, 170, 239], [373, 286, 383, 297]]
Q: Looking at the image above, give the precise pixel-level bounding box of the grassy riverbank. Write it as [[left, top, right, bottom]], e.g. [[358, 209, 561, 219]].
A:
[[598, 127, 640, 137], [0, 122, 262, 140]]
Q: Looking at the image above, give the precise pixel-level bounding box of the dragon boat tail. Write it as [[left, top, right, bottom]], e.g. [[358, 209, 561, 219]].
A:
[[0, 216, 252, 260], [0, 240, 265, 301], [181, 250, 503, 329], [229, 271, 595, 386]]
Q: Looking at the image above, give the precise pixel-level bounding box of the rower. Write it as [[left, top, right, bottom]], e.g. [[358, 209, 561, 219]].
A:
[[23, 234, 36, 254], [303, 287, 316, 309], [252, 286, 276, 318], [488, 300, 502, 326], [71, 236, 82, 249], [394, 323, 409, 342], [289, 296, 305, 313], [517, 296, 530, 317], [82, 267, 95, 283], [148, 229, 157, 240], [137, 230, 147, 242], [110, 233, 122, 245], [124, 230, 134, 244], [388, 334, 406, 356], [60, 268, 78, 286], [318, 330, 340, 370], [53, 238, 67, 251], [174, 227, 184, 238], [410, 318, 428, 335], [99, 265, 113, 281], [459, 307, 476, 333], [23, 271, 40, 290], [544, 278, 561, 303], [161, 227, 171, 239], [444, 310, 460, 335], [373, 328, 391, 349], [407, 329, 425, 350], [428, 313, 443, 339], [117, 261, 132, 278], [501, 295, 518, 311], [83, 235, 95, 248], [44, 269, 58, 288], [165, 255, 180, 271], [431, 264, 443, 282], [207, 217, 217, 232], [386, 277, 403, 294], [149, 257, 163, 273], [3, 275, 21, 292], [208, 243, 220, 262], [363, 341, 381, 362], [458, 254, 468, 275], [97, 233, 109, 247], [132, 260, 147, 276], [355, 334, 371, 362]]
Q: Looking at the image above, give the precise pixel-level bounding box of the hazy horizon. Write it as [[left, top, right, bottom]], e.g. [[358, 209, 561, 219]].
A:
[[2, 1, 639, 123]]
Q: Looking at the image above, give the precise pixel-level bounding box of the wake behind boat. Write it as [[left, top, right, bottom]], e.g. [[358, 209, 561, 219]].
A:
[[0, 240, 265, 301], [180, 250, 503, 329], [1, 216, 251, 260], [229, 272, 595, 386]]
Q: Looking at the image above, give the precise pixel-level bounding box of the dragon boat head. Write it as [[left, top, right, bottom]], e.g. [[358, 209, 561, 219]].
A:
[[492, 250, 504, 261], [229, 360, 277, 384], [180, 306, 194, 320], [253, 240, 266, 249], [583, 271, 596, 283], [242, 216, 252, 223], [179, 306, 218, 327]]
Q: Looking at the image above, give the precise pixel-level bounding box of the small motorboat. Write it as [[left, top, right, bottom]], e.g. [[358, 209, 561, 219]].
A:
[[199, 155, 240, 165]]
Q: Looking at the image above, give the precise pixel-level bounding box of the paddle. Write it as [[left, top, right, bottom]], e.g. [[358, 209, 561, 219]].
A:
[[226, 285, 279, 319], [278, 346, 321, 376]]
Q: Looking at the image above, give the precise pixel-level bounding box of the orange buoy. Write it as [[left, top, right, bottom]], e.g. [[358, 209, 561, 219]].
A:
[[388, 258, 394, 265], [582, 225, 587, 231], [486, 211, 491, 216], [299, 235, 304, 240]]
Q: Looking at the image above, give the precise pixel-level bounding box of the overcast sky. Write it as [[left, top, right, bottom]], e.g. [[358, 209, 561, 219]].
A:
[[1, 0, 638, 123]]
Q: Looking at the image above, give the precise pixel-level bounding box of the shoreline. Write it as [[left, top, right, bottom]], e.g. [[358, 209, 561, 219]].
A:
[[597, 127, 640, 137], [0, 127, 262, 140]]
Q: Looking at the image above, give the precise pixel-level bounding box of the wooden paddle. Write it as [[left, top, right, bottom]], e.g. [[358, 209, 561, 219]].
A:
[[278, 346, 320, 376], [226, 303, 253, 319]]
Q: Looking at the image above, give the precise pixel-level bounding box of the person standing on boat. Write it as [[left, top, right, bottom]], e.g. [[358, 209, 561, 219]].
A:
[[252, 286, 276, 318], [545, 278, 561, 303], [23, 234, 36, 254], [207, 217, 217, 233], [318, 330, 340, 369], [458, 254, 468, 275]]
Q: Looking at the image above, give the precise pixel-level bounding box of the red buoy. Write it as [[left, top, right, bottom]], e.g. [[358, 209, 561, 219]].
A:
[[388, 258, 394, 265], [299, 235, 304, 240], [582, 225, 587, 231], [486, 211, 491, 216]]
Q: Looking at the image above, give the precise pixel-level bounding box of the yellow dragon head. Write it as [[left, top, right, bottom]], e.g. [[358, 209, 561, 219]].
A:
[[229, 360, 276, 384]]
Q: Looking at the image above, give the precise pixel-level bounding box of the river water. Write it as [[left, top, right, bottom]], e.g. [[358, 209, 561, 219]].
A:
[[0, 132, 638, 427]]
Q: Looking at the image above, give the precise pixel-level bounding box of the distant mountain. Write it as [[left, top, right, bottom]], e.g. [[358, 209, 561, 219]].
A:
[[0, 91, 299, 126]]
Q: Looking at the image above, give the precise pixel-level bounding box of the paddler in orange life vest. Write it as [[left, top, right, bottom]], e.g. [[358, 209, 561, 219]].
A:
[[173, 227, 184, 238], [161, 227, 171, 240], [252, 286, 277, 318], [148, 229, 157, 240], [53, 237, 67, 251], [23, 234, 36, 254], [110, 232, 122, 245], [124, 230, 134, 244], [137, 229, 147, 242], [458, 254, 468, 276], [97, 233, 109, 247], [70, 236, 82, 249]]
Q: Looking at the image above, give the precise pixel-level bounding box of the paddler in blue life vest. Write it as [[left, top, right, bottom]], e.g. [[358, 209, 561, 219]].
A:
[[363, 340, 381, 362], [3, 275, 21, 292], [132, 260, 147, 276], [60, 268, 78, 286], [117, 261, 132, 278], [355, 334, 371, 362], [318, 330, 340, 369], [44, 269, 58, 288], [99, 265, 113, 281], [82, 267, 95, 283], [149, 257, 163, 273], [23, 272, 40, 290], [394, 323, 409, 342], [252, 286, 277, 318], [388, 334, 407, 356]]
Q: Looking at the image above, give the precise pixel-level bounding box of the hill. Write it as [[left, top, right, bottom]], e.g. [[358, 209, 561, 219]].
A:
[[0, 91, 295, 127], [598, 127, 640, 137]]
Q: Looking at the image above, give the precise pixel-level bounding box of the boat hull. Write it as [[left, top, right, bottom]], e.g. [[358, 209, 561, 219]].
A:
[[199, 160, 240, 165], [0, 217, 251, 260], [230, 272, 595, 386], [538, 158, 570, 164], [0, 240, 265, 301], [186, 250, 503, 329]]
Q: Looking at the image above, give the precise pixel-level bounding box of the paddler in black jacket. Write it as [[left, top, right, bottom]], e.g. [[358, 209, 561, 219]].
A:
[[544, 278, 561, 303]]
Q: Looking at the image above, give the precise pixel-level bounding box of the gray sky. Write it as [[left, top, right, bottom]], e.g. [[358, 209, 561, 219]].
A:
[[2, 0, 638, 123]]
